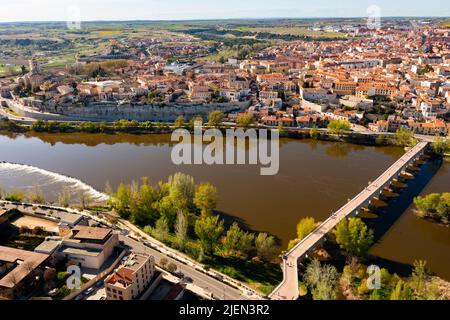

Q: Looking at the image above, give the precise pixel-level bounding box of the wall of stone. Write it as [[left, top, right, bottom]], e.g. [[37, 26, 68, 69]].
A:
[[5, 99, 250, 122]]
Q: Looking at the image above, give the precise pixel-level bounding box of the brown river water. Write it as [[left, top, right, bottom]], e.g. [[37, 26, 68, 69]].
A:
[[0, 132, 448, 279]]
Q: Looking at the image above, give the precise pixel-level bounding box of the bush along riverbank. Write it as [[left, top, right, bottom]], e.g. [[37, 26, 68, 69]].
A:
[[1, 116, 449, 150], [414, 193, 449, 227], [0, 117, 401, 148], [0, 118, 173, 134]]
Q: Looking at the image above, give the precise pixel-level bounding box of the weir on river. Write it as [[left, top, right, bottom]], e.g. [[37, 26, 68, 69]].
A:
[[0, 161, 109, 203]]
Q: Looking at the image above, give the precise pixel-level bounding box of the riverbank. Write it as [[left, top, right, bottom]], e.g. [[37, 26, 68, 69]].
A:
[[0, 118, 401, 148]]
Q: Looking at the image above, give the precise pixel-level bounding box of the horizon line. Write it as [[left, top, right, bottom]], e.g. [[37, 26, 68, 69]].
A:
[[0, 15, 449, 24]]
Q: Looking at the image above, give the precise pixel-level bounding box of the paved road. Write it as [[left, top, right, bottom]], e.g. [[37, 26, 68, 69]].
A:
[[121, 236, 246, 300], [0, 106, 36, 124], [270, 141, 429, 300]]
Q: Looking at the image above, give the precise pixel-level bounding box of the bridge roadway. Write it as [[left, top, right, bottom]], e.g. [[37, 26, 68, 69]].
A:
[[270, 141, 429, 300]]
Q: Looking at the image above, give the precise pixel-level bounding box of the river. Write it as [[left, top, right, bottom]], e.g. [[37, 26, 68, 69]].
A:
[[0, 132, 448, 279]]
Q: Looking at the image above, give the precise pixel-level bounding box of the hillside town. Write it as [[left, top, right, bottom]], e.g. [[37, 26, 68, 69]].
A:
[[0, 22, 449, 136]]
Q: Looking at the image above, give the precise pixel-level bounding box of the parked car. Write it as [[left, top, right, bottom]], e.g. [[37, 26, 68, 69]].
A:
[[83, 287, 95, 296], [182, 276, 193, 283], [144, 241, 152, 247], [48, 288, 59, 297], [95, 280, 104, 288]]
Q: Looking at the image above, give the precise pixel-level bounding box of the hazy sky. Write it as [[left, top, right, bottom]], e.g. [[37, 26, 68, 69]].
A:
[[0, 0, 448, 22]]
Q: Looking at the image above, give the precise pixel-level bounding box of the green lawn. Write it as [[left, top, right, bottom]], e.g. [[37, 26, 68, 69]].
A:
[[204, 255, 282, 296]]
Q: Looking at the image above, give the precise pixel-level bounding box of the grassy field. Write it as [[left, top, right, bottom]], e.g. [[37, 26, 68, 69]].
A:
[[233, 26, 347, 38], [204, 256, 282, 295], [0, 65, 21, 76]]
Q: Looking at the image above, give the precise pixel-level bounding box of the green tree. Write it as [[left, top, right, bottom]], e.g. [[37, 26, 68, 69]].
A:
[[431, 136, 449, 155], [194, 182, 218, 216], [78, 191, 91, 210], [175, 211, 188, 248], [58, 186, 71, 208], [410, 260, 428, 299], [153, 196, 178, 231], [436, 193, 450, 220], [368, 290, 382, 300], [194, 215, 224, 255], [334, 217, 374, 257], [167, 262, 177, 273], [168, 173, 195, 210], [99, 121, 108, 133], [310, 127, 319, 140], [413, 193, 441, 217], [4, 190, 25, 202], [208, 110, 225, 127], [287, 239, 299, 251], [131, 178, 160, 227], [189, 115, 204, 129], [27, 186, 46, 204], [327, 120, 351, 136], [303, 260, 339, 300], [296, 217, 316, 241], [255, 233, 277, 262], [154, 217, 169, 242], [174, 116, 185, 128], [236, 113, 255, 128], [222, 223, 254, 257], [394, 128, 416, 147], [390, 279, 413, 300], [277, 122, 288, 137], [111, 183, 132, 219]]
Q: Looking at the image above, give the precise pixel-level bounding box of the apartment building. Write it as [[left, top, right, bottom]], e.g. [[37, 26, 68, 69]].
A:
[[333, 81, 357, 95], [104, 253, 155, 300]]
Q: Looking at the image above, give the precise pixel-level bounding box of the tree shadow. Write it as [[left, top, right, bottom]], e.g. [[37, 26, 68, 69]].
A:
[[366, 256, 414, 277], [214, 210, 282, 244]]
